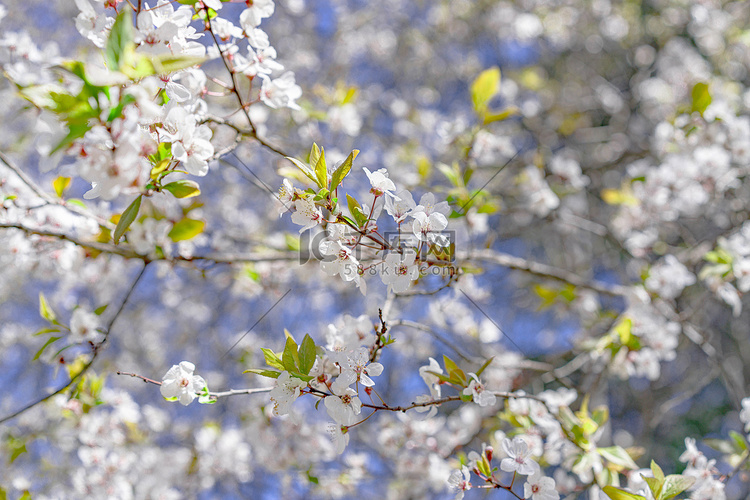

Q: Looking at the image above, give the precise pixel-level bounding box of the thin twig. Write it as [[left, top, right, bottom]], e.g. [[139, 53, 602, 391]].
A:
[[0, 263, 148, 425], [0, 151, 114, 229], [463, 249, 630, 297]]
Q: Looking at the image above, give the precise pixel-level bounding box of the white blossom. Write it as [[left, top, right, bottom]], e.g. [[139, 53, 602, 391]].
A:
[[160, 361, 207, 406]]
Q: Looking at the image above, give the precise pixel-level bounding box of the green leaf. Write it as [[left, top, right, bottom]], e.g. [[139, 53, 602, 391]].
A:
[[729, 430, 748, 452], [483, 106, 519, 125], [470, 67, 501, 117], [52, 177, 71, 198], [105, 9, 134, 72], [346, 194, 367, 227], [597, 446, 638, 470], [106, 93, 137, 122], [282, 336, 301, 372], [33, 336, 62, 361], [298, 334, 317, 375], [7, 435, 27, 463], [94, 304, 108, 316], [18, 492, 31, 500], [475, 356, 494, 377], [592, 406, 609, 427], [38, 292, 57, 323], [51, 122, 93, 155], [114, 195, 142, 244], [601, 485, 647, 500], [443, 355, 460, 374], [449, 368, 467, 386], [261, 348, 285, 370], [660, 474, 696, 500], [150, 141, 173, 163], [650, 460, 665, 482], [416, 156, 431, 180], [330, 149, 359, 192], [314, 147, 327, 189], [310, 143, 321, 168], [243, 368, 281, 379], [306, 470, 319, 485], [167, 218, 205, 242], [643, 476, 663, 499], [426, 370, 454, 385], [691, 82, 711, 115], [198, 387, 216, 404], [150, 54, 206, 75], [436, 162, 461, 187], [33, 327, 61, 336], [163, 180, 201, 198], [285, 156, 318, 185]]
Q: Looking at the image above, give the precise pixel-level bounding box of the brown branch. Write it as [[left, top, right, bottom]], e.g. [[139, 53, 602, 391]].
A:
[[0, 222, 143, 258], [0, 151, 114, 230], [204, 18, 289, 159], [462, 249, 630, 297], [2, 224, 634, 299]]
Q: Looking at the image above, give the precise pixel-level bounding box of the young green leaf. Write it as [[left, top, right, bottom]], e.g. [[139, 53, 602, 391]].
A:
[[114, 195, 142, 244], [598, 446, 638, 470], [660, 474, 696, 500], [52, 177, 71, 198], [39, 292, 57, 323], [475, 356, 495, 377], [449, 368, 467, 386], [298, 334, 317, 375], [261, 348, 285, 370], [346, 194, 367, 227], [729, 430, 748, 452], [314, 147, 327, 188], [443, 355, 460, 375], [167, 218, 205, 242], [650, 460, 665, 482], [691, 82, 711, 115], [198, 387, 217, 404], [163, 180, 201, 198], [310, 143, 321, 167], [282, 336, 301, 372], [33, 327, 61, 336], [150, 54, 207, 75], [285, 156, 318, 185], [601, 486, 647, 500], [106, 9, 134, 72], [33, 336, 62, 361], [483, 106, 520, 125], [470, 67, 500, 117], [244, 368, 282, 379], [330, 149, 359, 193], [643, 476, 663, 499]]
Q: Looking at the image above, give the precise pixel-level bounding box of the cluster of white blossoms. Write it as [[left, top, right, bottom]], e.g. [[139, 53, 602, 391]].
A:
[[610, 98, 750, 258], [267, 317, 385, 453], [624, 438, 728, 500], [602, 298, 682, 382], [0, 0, 302, 205], [701, 220, 750, 316], [6, 0, 750, 497], [282, 164, 452, 295], [448, 437, 559, 500]]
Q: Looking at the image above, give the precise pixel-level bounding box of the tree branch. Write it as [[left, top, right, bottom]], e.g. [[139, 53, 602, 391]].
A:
[[0, 263, 148, 425]]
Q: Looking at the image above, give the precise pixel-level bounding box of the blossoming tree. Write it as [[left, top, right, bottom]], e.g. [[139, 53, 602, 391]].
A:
[[1, 0, 750, 499]]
